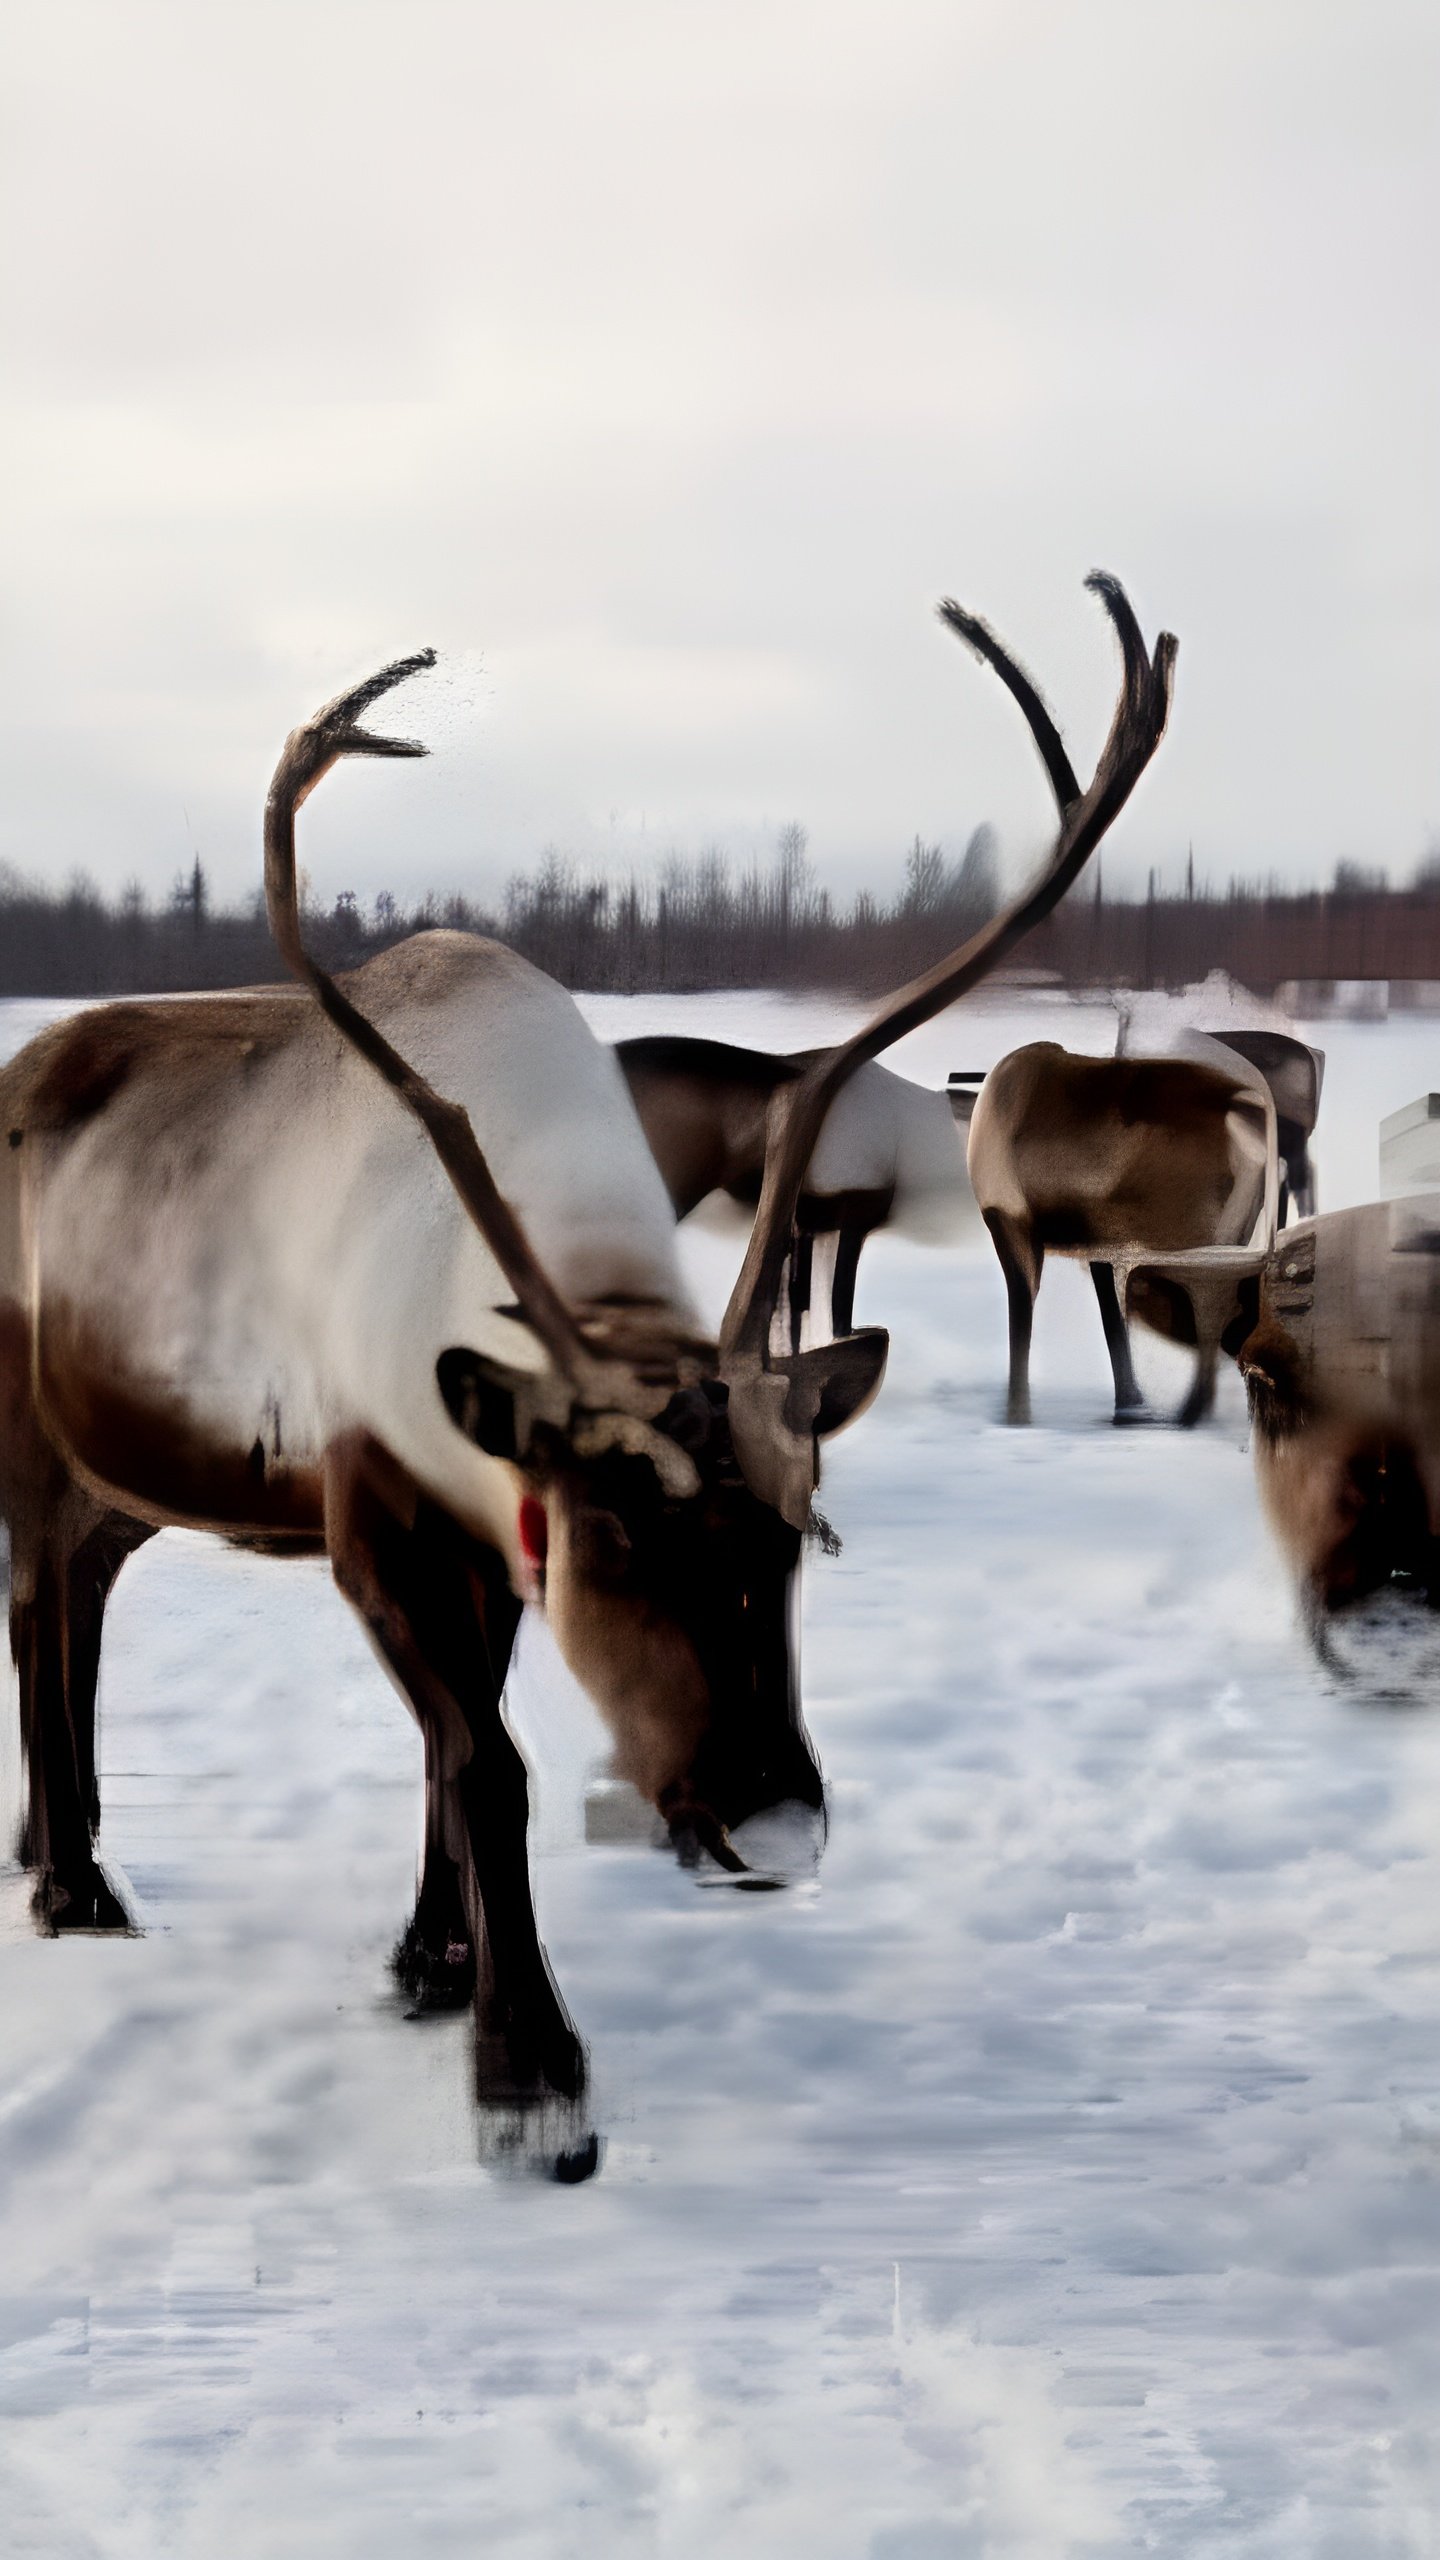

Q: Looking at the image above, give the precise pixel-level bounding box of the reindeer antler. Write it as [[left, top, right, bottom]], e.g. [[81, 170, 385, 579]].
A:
[[720, 574, 1177, 1520], [263, 654, 629, 1408]]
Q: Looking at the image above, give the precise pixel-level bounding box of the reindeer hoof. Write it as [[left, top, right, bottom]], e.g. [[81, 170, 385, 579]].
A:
[[33, 1865, 134, 1933], [473, 2021, 596, 2181], [392, 1916, 476, 2013], [552, 2133, 603, 2185], [476, 2099, 602, 2183], [1112, 1404, 1158, 1428], [475, 2012, 589, 2112]]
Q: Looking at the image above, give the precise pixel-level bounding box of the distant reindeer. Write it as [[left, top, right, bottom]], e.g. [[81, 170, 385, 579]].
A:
[[1156, 1026, 1323, 1227], [616, 1039, 968, 1346], [966, 1043, 1276, 1426]]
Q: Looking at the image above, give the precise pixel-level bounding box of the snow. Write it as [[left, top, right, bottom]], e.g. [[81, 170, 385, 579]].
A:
[[4, 985, 1440, 2556]]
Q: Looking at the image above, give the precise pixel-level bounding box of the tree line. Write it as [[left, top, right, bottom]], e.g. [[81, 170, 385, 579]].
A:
[[0, 835, 1436, 1000]]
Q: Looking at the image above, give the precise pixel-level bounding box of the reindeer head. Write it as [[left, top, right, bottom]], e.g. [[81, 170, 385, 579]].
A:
[[433, 1340, 870, 1858], [263, 579, 1176, 1861], [1238, 1208, 1440, 1689]]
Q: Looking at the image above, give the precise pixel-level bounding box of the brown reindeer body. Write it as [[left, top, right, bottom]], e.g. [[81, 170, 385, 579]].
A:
[[967, 1041, 1273, 1426]]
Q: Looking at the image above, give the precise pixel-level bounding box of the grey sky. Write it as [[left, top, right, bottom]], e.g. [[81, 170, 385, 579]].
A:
[[3, 0, 1436, 912]]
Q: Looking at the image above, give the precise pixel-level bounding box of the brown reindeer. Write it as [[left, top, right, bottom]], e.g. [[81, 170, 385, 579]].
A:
[[1185, 1028, 1322, 1226], [1236, 1200, 1440, 1677], [967, 1043, 1277, 1427], [0, 574, 1174, 2173]]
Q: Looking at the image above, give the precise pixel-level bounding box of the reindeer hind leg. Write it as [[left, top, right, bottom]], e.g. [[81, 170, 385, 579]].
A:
[[12, 1506, 154, 1931], [1175, 1342, 1219, 1429]]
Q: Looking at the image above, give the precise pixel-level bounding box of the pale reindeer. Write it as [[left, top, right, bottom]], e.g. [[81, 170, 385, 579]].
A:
[[616, 1038, 969, 1347], [0, 574, 1174, 2175]]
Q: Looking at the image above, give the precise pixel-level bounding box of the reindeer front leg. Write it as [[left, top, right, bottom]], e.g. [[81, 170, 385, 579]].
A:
[[325, 1437, 594, 2179], [1089, 1260, 1149, 1421], [984, 1210, 1041, 1425], [395, 1734, 480, 2013]]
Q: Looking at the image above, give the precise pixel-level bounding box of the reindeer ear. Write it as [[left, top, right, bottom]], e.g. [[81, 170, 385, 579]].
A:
[[782, 1326, 890, 1440], [437, 1347, 528, 1459], [724, 1327, 890, 1526]]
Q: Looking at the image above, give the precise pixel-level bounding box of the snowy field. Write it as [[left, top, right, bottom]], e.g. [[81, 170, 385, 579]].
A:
[[5, 984, 1440, 2557]]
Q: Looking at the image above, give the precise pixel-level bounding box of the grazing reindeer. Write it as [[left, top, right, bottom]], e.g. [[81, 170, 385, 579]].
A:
[[0, 573, 1173, 2174], [967, 1044, 1277, 1426], [1235, 1201, 1440, 1676]]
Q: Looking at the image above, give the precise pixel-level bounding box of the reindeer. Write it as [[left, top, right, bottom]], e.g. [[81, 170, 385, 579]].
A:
[[615, 1039, 969, 1347], [1230, 1201, 1440, 1682], [1144, 1024, 1323, 1227], [966, 1043, 1277, 1427], [0, 574, 1174, 2176], [1127, 1194, 1440, 1686]]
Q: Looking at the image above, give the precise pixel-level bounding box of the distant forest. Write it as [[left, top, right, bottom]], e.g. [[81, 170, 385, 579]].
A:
[[1, 831, 1438, 1000]]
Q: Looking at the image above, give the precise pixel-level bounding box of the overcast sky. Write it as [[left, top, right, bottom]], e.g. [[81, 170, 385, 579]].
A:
[[2, 0, 1436, 913]]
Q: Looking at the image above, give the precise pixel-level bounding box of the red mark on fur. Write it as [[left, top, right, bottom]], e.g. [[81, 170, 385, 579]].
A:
[[518, 1496, 548, 1570]]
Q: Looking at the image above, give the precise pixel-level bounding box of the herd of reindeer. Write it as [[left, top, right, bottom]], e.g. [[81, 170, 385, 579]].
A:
[[1, 573, 1433, 2181]]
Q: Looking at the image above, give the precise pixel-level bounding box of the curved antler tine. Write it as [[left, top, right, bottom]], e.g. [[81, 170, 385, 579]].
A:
[[317, 648, 439, 738], [937, 598, 1081, 815], [263, 656, 603, 1392], [275, 648, 437, 828], [1150, 626, 1179, 696], [1084, 571, 1151, 711]]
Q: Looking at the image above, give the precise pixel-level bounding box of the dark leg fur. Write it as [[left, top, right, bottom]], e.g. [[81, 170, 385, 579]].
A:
[[326, 1444, 589, 2160], [11, 1508, 154, 1931], [1175, 1344, 1219, 1430], [392, 1843, 476, 2013], [1089, 1260, 1148, 1419], [397, 1535, 523, 2014], [831, 1225, 865, 1339], [984, 1210, 1040, 1425]]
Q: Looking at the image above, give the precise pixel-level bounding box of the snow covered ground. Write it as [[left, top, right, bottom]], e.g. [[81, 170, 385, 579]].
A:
[[4, 984, 1440, 2557]]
